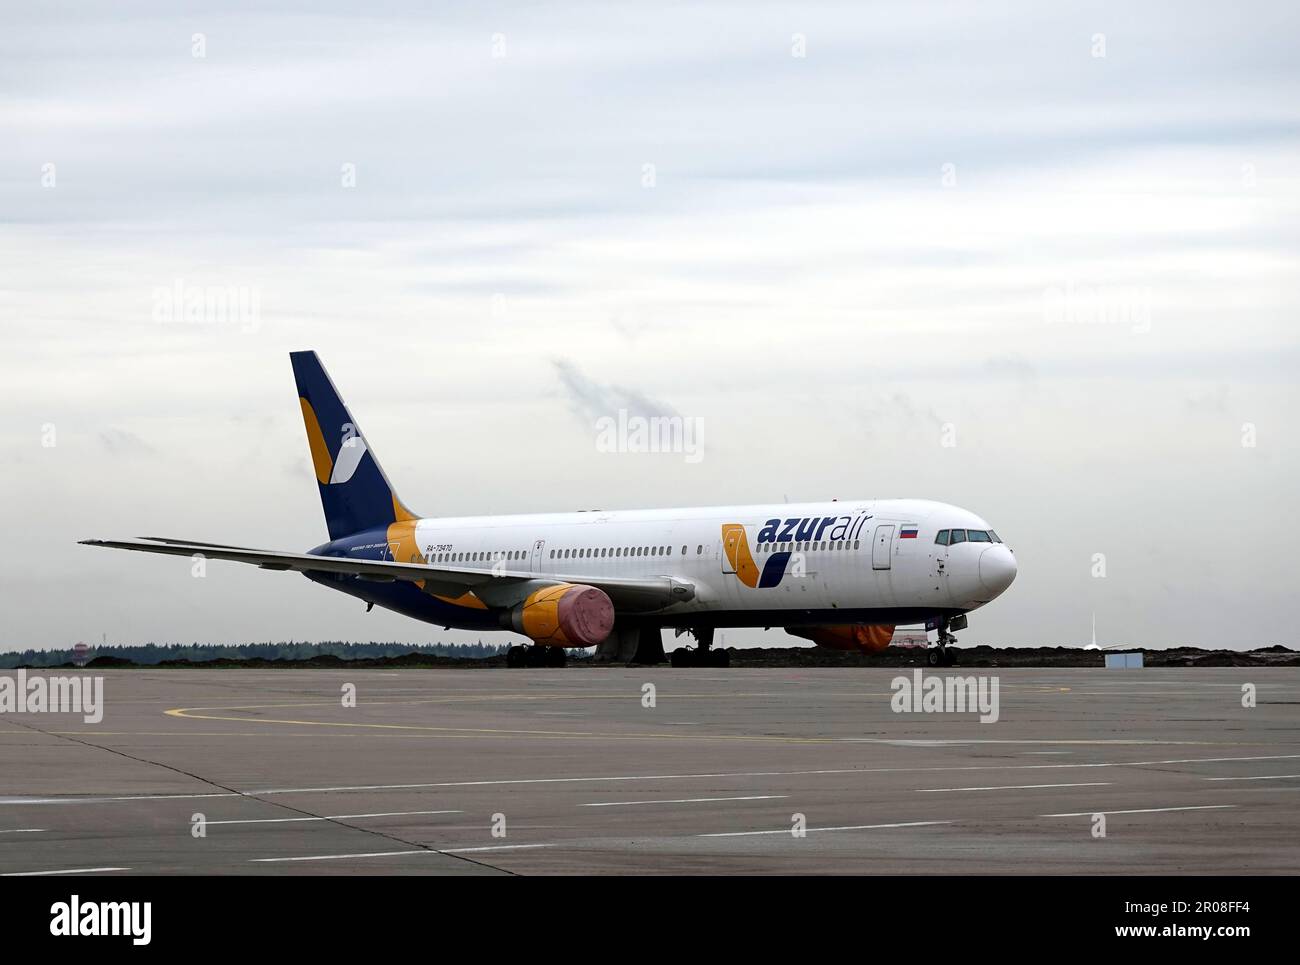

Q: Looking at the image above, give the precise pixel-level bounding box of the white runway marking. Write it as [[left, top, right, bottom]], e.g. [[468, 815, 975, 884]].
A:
[[0, 828, 45, 834], [582, 795, 788, 807], [1042, 805, 1237, 817], [205, 809, 461, 826], [917, 782, 1111, 793], [0, 792, 234, 806], [253, 842, 555, 863], [6, 754, 1298, 808], [1204, 774, 1300, 782], [253, 850, 429, 862], [2, 867, 129, 876], [242, 753, 1300, 794], [701, 820, 953, 838]]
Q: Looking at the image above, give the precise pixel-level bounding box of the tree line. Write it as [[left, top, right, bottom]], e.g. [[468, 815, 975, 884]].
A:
[[0, 640, 510, 668]]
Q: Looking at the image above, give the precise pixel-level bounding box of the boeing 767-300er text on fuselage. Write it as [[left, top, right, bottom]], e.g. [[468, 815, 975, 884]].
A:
[[83, 352, 1016, 667]]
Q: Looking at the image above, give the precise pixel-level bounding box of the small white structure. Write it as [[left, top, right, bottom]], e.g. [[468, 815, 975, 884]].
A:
[[1104, 652, 1144, 669]]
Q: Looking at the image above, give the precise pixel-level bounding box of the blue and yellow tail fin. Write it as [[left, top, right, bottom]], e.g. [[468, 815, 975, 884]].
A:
[[290, 351, 418, 540]]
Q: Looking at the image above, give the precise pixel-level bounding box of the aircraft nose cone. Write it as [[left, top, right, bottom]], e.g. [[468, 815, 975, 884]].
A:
[[978, 546, 1017, 596]]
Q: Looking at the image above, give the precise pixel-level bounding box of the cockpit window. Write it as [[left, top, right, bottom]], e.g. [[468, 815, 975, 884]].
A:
[[988, 531, 1001, 543], [949, 529, 967, 544], [968, 530, 992, 542], [935, 529, 950, 546]]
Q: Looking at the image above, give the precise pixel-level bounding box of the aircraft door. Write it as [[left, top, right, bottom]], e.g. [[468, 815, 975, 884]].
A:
[[530, 539, 546, 572], [720, 525, 744, 574], [872, 524, 895, 570]]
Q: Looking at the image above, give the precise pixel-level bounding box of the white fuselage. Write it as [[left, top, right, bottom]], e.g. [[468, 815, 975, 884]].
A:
[[391, 498, 1016, 626]]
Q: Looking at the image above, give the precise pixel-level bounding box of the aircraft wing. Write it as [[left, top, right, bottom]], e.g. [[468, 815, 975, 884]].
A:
[[79, 538, 694, 611]]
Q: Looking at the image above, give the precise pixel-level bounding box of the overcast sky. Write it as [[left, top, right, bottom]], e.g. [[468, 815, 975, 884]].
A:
[[3, 1, 1297, 651]]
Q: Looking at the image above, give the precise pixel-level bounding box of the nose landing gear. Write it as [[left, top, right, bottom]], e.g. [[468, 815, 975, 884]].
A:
[[926, 615, 966, 667]]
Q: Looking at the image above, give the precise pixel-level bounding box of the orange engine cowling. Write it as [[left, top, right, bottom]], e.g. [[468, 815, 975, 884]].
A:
[[787, 624, 895, 653], [509, 583, 615, 647]]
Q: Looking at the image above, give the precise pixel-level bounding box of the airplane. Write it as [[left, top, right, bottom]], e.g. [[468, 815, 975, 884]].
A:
[[81, 351, 1017, 668]]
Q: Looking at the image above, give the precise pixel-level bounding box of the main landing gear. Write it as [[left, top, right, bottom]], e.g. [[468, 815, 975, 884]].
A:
[[505, 644, 566, 669], [670, 627, 730, 668], [926, 615, 967, 668]]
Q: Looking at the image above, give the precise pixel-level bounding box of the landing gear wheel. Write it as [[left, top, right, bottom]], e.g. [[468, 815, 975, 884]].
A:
[[928, 616, 960, 667], [671, 627, 727, 668], [670, 646, 728, 668], [507, 645, 565, 668]]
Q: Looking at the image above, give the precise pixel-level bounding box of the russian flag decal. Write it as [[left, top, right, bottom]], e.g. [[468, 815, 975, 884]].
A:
[[900, 526, 918, 539]]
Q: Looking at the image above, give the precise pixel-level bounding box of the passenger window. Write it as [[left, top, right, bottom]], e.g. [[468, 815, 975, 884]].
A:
[[696, 544, 703, 554], [936, 530, 950, 545], [950, 529, 967, 544], [681, 545, 687, 554], [969, 530, 991, 542]]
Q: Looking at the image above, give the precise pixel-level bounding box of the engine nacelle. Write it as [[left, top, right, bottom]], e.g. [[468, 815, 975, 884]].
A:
[[787, 624, 894, 653], [509, 583, 615, 647]]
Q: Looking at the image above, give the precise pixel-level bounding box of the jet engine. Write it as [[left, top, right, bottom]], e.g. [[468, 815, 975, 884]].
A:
[[786, 624, 894, 653], [508, 583, 615, 647]]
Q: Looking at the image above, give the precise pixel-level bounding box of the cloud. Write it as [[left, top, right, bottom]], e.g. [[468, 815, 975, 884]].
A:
[[551, 358, 680, 426], [97, 428, 157, 457]]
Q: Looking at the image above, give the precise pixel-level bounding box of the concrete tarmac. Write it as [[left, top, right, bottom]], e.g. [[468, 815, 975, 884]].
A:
[[1, 667, 1297, 875]]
